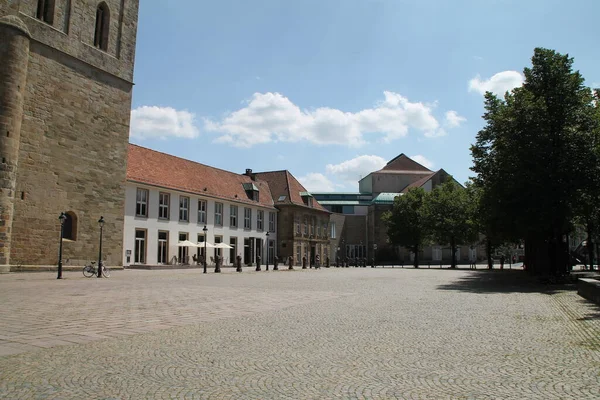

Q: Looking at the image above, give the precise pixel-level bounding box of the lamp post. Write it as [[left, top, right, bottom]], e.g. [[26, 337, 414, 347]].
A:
[[97, 216, 104, 278], [265, 231, 270, 271], [203, 225, 208, 274], [57, 212, 67, 279]]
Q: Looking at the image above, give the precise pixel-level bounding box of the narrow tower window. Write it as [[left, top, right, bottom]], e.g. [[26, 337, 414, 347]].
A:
[[36, 0, 55, 25], [94, 2, 110, 51]]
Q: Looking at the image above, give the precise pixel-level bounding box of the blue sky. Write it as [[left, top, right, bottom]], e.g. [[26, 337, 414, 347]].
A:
[[130, 0, 600, 192]]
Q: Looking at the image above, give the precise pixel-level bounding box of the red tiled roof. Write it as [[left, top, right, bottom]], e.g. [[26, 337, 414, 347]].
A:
[[253, 170, 329, 213], [379, 153, 432, 172], [126, 144, 276, 209]]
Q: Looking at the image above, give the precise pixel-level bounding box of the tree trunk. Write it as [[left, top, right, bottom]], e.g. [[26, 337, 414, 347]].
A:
[[486, 238, 493, 269], [413, 244, 419, 268], [587, 221, 595, 271], [450, 237, 456, 268]]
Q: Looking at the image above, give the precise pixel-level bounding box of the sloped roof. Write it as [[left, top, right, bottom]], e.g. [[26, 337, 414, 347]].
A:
[[372, 192, 402, 205], [379, 153, 432, 173], [401, 173, 436, 193], [127, 144, 276, 209], [253, 170, 329, 212]]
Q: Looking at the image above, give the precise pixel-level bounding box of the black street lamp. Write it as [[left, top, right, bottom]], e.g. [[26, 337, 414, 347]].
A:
[[97, 216, 104, 278], [203, 225, 208, 274], [265, 231, 270, 271], [57, 212, 67, 279]]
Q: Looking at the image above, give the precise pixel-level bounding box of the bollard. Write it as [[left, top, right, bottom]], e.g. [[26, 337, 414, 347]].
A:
[[288, 256, 294, 270], [326, 256, 330, 268], [335, 256, 339, 268], [274, 256, 279, 271], [215, 256, 221, 273], [256, 255, 261, 272], [302, 256, 307, 269], [236, 255, 242, 272], [371, 257, 375, 268]]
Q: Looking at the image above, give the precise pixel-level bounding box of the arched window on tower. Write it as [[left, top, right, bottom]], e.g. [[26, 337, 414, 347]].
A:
[[36, 0, 55, 25], [94, 2, 110, 51], [63, 211, 78, 241]]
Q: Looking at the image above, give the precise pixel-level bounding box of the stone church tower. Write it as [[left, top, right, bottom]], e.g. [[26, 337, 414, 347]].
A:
[[0, 1, 139, 270]]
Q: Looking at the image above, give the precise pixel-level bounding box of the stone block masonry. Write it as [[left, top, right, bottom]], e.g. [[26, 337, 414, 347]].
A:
[[0, 0, 139, 267]]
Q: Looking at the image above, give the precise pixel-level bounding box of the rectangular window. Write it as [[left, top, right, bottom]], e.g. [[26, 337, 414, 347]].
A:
[[268, 240, 274, 264], [198, 199, 207, 224], [229, 237, 237, 265], [230, 205, 238, 228], [317, 219, 321, 236], [179, 196, 189, 222], [244, 208, 252, 229], [330, 222, 336, 239], [303, 217, 308, 235], [310, 217, 314, 235], [136, 188, 148, 217], [296, 245, 301, 266], [295, 215, 301, 234], [197, 233, 206, 261], [215, 202, 223, 226], [257, 210, 264, 231], [323, 222, 328, 238], [134, 229, 146, 263], [158, 192, 170, 220], [269, 212, 276, 232], [157, 231, 168, 264], [178, 232, 189, 263]]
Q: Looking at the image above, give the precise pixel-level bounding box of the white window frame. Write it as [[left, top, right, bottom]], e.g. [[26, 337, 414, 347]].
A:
[[179, 196, 189, 222], [136, 188, 148, 217], [158, 192, 170, 220], [198, 199, 207, 224], [257, 210, 264, 231], [215, 202, 223, 226], [330, 222, 336, 239], [269, 212, 276, 232], [230, 205, 238, 228], [244, 208, 252, 229]]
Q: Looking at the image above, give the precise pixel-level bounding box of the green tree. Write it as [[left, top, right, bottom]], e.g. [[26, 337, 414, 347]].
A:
[[471, 48, 600, 275], [382, 187, 428, 268], [423, 181, 477, 268]]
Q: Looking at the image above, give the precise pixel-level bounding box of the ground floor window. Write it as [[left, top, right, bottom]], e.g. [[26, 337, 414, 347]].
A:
[[178, 232, 189, 264], [230, 237, 237, 265], [296, 244, 301, 265], [157, 231, 168, 264], [214, 235, 223, 258], [197, 233, 206, 261], [268, 239, 274, 264], [135, 229, 146, 264]]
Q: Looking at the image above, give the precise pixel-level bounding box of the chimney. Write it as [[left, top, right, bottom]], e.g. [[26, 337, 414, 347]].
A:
[[245, 168, 255, 181]]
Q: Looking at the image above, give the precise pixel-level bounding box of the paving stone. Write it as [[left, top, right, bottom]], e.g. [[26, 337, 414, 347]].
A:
[[0, 268, 598, 399]]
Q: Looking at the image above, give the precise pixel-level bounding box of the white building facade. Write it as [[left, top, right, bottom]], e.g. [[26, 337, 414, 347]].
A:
[[123, 184, 277, 266], [123, 145, 278, 267]]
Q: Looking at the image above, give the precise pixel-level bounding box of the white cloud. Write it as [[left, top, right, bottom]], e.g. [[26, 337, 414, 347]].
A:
[[297, 173, 337, 192], [325, 155, 387, 183], [130, 106, 200, 140], [204, 91, 452, 147], [410, 155, 435, 170], [468, 71, 524, 96], [444, 110, 466, 128]]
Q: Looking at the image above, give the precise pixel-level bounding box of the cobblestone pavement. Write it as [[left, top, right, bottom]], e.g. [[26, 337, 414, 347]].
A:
[[0, 268, 598, 399]]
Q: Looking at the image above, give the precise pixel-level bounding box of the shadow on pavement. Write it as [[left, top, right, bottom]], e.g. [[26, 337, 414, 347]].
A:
[[435, 269, 577, 295]]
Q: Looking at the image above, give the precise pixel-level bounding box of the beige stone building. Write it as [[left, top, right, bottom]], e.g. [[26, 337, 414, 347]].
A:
[[0, 0, 139, 270], [314, 154, 483, 265], [253, 170, 331, 267]]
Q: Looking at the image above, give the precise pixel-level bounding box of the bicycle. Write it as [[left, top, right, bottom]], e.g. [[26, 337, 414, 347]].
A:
[[83, 261, 110, 278]]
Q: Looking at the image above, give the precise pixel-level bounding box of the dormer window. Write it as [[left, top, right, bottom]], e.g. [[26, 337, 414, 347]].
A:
[[243, 183, 259, 202], [36, 0, 55, 24], [300, 192, 314, 207], [94, 2, 110, 51]]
